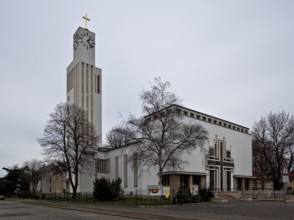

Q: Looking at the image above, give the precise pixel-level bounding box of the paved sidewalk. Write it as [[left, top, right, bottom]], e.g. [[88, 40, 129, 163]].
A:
[[19, 199, 294, 220]]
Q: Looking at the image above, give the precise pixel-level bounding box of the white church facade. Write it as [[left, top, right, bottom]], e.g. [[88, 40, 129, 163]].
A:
[[47, 21, 253, 195], [98, 105, 253, 195]]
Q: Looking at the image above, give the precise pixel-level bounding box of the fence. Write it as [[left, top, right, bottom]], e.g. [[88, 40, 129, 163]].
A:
[[241, 190, 293, 200], [26, 191, 171, 206], [22, 188, 212, 206]]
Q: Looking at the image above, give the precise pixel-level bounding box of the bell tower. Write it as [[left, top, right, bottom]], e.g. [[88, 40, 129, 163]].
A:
[[66, 15, 102, 193], [66, 15, 102, 146]]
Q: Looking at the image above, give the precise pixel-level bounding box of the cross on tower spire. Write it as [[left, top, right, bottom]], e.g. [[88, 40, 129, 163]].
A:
[[82, 14, 90, 29]]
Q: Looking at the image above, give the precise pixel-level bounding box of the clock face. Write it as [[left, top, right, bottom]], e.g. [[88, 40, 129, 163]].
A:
[[73, 32, 95, 50]]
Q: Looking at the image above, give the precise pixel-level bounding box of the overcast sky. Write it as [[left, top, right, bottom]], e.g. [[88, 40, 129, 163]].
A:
[[0, 0, 293, 177]]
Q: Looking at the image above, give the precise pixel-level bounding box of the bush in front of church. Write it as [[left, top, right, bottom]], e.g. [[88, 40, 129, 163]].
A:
[[198, 188, 214, 202], [175, 186, 214, 204], [175, 186, 192, 204], [93, 177, 122, 201]]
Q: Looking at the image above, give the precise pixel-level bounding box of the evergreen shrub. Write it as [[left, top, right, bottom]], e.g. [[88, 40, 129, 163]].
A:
[[175, 186, 191, 204], [93, 177, 122, 201]]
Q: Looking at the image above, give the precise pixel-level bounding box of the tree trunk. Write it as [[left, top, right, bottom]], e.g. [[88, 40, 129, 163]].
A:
[[72, 187, 77, 199], [273, 178, 281, 190]]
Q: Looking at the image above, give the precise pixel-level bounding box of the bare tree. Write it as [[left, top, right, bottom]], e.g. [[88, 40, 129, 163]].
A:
[[104, 125, 135, 148], [252, 139, 272, 190], [126, 77, 208, 186], [38, 103, 99, 198], [23, 160, 45, 194], [252, 111, 294, 190]]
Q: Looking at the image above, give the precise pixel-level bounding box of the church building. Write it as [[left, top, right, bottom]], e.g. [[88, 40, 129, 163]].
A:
[[99, 105, 253, 195], [62, 19, 253, 195]]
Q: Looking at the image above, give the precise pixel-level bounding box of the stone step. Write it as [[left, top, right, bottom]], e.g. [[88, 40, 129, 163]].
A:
[[211, 197, 228, 203]]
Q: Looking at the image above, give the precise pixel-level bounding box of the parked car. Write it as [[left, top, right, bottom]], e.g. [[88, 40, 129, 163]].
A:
[[0, 195, 5, 200]]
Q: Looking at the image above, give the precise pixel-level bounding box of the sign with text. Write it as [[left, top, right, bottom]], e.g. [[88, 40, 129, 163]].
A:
[[148, 185, 162, 196], [282, 175, 289, 183]]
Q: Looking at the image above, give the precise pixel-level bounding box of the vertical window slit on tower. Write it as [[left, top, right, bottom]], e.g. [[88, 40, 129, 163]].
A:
[[97, 75, 100, 94]]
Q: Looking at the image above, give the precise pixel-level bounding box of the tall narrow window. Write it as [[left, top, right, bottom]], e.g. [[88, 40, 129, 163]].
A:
[[97, 75, 100, 94], [86, 64, 89, 94], [115, 156, 119, 179], [227, 171, 231, 191], [133, 153, 138, 187], [124, 154, 128, 187], [209, 170, 215, 190]]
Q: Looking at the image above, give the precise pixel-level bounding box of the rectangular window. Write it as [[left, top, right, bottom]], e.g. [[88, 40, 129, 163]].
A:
[[115, 156, 119, 179], [209, 147, 215, 156], [96, 159, 110, 173], [226, 151, 231, 158], [133, 153, 138, 187], [220, 141, 223, 159], [227, 171, 231, 191], [245, 179, 249, 190], [124, 154, 128, 188], [97, 75, 100, 94], [91, 66, 93, 92], [209, 170, 215, 190], [162, 175, 170, 186], [192, 175, 200, 185], [86, 64, 89, 94]]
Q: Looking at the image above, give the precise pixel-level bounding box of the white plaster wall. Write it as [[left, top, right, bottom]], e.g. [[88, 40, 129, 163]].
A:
[[181, 115, 252, 176], [102, 145, 159, 194]]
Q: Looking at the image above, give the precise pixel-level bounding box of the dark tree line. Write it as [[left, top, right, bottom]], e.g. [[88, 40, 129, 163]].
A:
[[0, 166, 30, 196], [0, 159, 46, 197]]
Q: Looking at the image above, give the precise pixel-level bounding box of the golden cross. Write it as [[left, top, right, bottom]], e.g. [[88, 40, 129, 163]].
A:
[[82, 14, 90, 29]]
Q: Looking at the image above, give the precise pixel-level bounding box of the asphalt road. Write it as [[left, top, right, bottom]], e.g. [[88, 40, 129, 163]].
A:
[[1, 199, 294, 220], [0, 200, 134, 220]]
